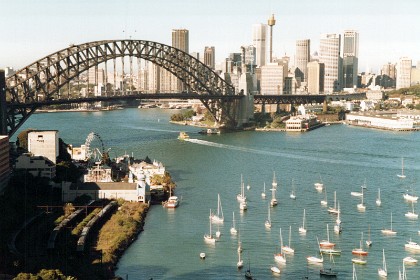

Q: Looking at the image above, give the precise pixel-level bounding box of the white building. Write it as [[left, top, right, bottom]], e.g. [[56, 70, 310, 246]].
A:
[[61, 176, 151, 203], [346, 113, 416, 130], [285, 115, 320, 131], [319, 33, 342, 93], [396, 57, 412, 89], [252, 23, 267, 67], [15, 153, 56, 179], [129, 160, 166, 186], [28, 130, 59, 164]]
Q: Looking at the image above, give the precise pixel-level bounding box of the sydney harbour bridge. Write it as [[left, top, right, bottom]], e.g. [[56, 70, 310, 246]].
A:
[[0, 39, 364, 137]]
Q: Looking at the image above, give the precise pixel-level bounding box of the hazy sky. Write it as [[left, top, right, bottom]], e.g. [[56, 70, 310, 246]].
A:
[[1, 0, 419, 73]]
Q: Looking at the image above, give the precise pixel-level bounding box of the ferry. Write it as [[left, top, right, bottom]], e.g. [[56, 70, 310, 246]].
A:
[[199, 128, 221, 135], [178, 131, 190, 140], [164, 196, 179, 208]]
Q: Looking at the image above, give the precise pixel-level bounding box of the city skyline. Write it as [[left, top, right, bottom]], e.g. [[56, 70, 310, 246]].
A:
[[1, 0, 419, 73]]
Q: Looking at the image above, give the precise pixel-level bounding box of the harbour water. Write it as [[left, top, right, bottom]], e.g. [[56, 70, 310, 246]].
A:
[[19, 108, 420, 279]]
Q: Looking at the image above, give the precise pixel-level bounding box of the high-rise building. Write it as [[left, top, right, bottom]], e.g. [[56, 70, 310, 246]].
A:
[[172, 29, 189, 53], [295, 39, 310, 83], [204, 46, 215, 70], [319, 33, 341, 93], [260, 62, 288, 95], [342, 30, 359, 88], [378, 63, 396, 88], [396, 57, 412, 89], [252, 23, 267, 67], [307, 61, 325, 94], [242, 45, 256, 68]]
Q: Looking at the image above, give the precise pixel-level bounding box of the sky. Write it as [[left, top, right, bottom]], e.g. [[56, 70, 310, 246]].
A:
[[1, 0, 419, 73]]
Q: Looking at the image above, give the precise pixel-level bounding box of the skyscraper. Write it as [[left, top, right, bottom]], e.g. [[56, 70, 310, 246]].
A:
[[295, 39, 310, 83], [342, 30, 359, 88], [204, 46, 215, 70], [319, 33, 341, 93], [396, 57, 412, 89], [307, 61, 325, 94], [168, 29, 189, 92], [172, 29, 189, 53], [252, 23, 267, 67]]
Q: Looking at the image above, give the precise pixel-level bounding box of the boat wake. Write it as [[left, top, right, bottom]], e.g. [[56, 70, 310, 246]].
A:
[[124, 125, 180, 133], [185, 139, 392, 168]]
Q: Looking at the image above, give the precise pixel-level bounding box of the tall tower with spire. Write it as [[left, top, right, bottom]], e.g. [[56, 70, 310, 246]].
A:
[[267, 14, 276, 63]]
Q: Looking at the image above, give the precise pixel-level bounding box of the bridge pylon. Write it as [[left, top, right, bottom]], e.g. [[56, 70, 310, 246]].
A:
[[0, 70, 7, 135]]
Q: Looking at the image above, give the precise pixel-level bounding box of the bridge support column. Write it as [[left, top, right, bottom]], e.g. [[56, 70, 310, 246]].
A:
[[323, 99, 328, 113], [0, 70, 7, 135], [237, 72, 255, 127]]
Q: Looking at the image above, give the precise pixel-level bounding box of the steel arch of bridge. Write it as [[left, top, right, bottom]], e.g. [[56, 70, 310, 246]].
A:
[[4, 40, 238, 136]]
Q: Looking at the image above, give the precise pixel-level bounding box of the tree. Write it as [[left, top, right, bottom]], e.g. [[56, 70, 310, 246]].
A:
[[16, 128, 35, 151]]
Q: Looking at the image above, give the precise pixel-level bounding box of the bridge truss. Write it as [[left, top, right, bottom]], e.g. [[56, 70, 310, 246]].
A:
[[3, 40, 238, 136]]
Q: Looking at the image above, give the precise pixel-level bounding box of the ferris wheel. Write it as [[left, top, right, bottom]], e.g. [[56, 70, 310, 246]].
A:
[[84, 132, 105, 162]]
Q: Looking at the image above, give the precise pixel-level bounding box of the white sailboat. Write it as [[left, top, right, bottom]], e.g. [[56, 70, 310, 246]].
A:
[[270, 265, 281, 274], [230, 212, 237, 235], [307, 237, 324, 264], [378, 249, 387, 277], [314, 174, 324, 191], [282, 226, 295, 254], [274, 228, 286, 263], [237, 243, 244, 268], [405, 238, 420, 251], [210, 193, 224, 223], [357, 187, 366, 211], [334, 202, 342, 234], [270, 172, 278, 207], [216, 224, 221, 238], [290, 178, 296, 200], [237, 174, 247, 203], [397, 157, 406, 178], [366, 225, 372, 247], [327, 191, 339, 214], [405, 202, 418, 219], [265, 203, 272, 229], [299, 209, 307, 234], [381, 212, 397, 235], [321, 185, 328, 206], [261, 182, 266, 199], [351, 184, 363, 197], [376, 188, 382, 206], [403, 189, 418, 202], [237, 231, 243, 253], [204, 209, 216, 244]]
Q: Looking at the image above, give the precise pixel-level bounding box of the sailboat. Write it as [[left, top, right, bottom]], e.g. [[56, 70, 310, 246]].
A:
[[307, 237, 324, 264], [320, 254, 338, 277], [376, 188, 382, 206], [274, 228, 286, 263], [320, 224, 335, 249], [237, 231, 243, 253], [328, 191, 339, 214], [265, 203, 272, 229], [403, 188, 418, 202], [314, 174, 324, 191], [357, 187, 366, 211], [381, 212, 397, 235], [244, 255, 254, 280], [237, 174, 247, 203], [261, 182, 266, 199], [378, 249, 388, 277], [270, 172, 278, 207], [299, 209, 307, 234], [216, 224, 221, 238], [210, 194, 224, 223], [321, 184, 328, 206], [270, 265, 281, 274], [352, 232, 368, 256], [230, 212, 237, 235], [282, 226, 295, 254], [290, 179, 296, 200], [334, 202, 342, 234], [237, 242, 244, 268], [351, 185, 363, 197], [397, 157, 406, 178], [405, 201, 418, 219], [366, 225, 372, 247], [204, 209, 216, 244]]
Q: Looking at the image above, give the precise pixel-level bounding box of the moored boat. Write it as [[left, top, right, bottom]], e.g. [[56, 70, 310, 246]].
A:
[[164, 196, 179, 208]]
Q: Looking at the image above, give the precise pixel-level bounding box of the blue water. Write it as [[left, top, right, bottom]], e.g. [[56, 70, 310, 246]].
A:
[[19, 108, 420, 279]]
